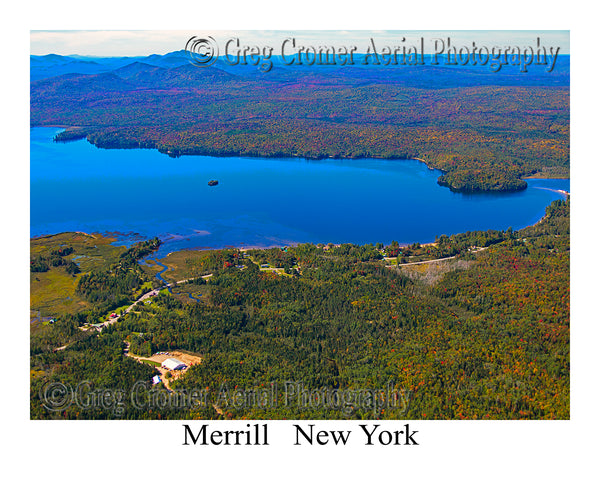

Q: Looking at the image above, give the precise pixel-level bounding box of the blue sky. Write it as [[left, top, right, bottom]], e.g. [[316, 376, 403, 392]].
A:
[[30, 30, 569, 57]]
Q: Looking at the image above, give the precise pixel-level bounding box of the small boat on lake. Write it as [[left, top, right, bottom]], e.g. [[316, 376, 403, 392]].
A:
[[208, 180, 219, 186]]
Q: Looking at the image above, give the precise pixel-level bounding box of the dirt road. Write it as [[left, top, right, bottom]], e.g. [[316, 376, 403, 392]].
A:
[[123, 342, 203, 390]]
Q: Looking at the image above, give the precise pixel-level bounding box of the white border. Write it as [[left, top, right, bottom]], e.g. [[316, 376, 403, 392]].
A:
[[5, 1, 597, 477]]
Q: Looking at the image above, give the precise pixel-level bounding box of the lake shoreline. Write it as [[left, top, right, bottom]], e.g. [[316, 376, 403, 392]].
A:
[[40, 126, 570, 192], [27, 193, 561, 258], [31, 127, 570, 255]]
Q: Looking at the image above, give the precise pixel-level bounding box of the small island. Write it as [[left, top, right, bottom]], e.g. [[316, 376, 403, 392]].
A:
[[208, 180, 219, 186]]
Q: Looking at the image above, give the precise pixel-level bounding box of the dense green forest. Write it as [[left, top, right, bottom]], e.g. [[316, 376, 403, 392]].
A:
[[30, 53, 569, 192], [30, 199, 569, 420]]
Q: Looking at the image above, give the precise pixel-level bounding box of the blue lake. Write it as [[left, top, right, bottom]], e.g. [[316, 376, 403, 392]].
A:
[[30, 127, 569, 256]]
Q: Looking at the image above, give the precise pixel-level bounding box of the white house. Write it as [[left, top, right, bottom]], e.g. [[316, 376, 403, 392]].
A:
[[161, 358, 187, 370]]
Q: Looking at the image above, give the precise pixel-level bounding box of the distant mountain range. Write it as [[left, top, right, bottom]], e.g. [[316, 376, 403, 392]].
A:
[[30, 49, 569, 88], [30, 49, 569, 194]]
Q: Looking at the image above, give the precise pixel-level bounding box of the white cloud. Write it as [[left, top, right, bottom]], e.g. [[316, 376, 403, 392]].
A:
[[30, 30, 569, 56]]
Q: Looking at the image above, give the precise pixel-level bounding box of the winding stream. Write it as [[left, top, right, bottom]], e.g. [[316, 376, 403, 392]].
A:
[[148, 258, 202, 302]]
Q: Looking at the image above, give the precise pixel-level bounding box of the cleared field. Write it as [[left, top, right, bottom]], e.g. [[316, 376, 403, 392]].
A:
[[125, 347, 203, 390], [397, 258, 475, 286]]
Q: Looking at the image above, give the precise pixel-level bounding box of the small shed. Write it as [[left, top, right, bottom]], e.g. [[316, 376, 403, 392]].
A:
[[161, 358, 187, 370]]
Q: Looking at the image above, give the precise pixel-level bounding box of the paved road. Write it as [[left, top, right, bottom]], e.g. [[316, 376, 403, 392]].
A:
[[87, 273, 213, 331]]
